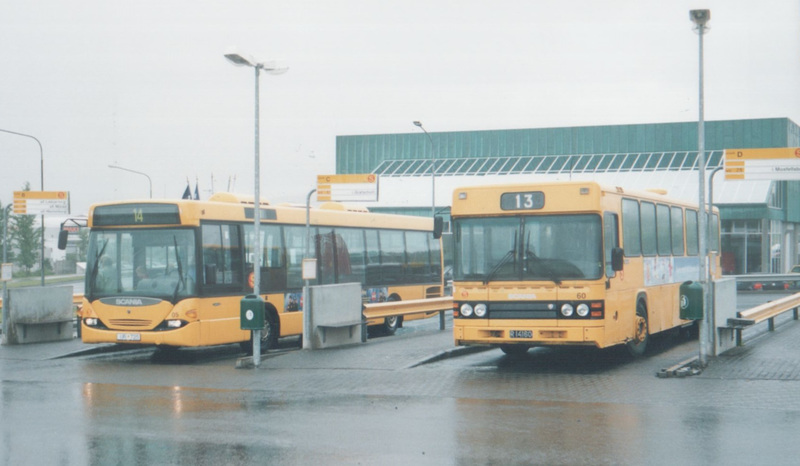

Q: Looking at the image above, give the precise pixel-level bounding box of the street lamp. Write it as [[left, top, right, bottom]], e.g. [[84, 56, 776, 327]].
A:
[[0, 128, 45, 286], [108, 164, 152, 198], [690, 9, 711, 366], [225, 48, 287, 366], [413, 121, 436, 217]]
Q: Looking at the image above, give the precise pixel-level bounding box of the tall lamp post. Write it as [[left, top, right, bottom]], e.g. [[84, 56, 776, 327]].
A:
[[690, 9, 711, 366], [0, 128, 45, 286], [108, 164, 152, 198], [413, 121, 436, 217], [225, 48, 287, 367]]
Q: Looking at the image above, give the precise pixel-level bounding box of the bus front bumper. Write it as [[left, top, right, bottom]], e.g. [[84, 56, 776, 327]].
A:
[[81, 322, 203, 347], [453, 319, 605, 348]]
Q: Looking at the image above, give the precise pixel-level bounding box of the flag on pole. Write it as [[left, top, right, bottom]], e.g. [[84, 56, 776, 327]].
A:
[[194, 180, 200, 200], [181, 183, 191, 199]]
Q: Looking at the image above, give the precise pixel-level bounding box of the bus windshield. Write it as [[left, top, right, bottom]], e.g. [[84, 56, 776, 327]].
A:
[[86, 228, 197, 301], [453, 214, 603, 283]]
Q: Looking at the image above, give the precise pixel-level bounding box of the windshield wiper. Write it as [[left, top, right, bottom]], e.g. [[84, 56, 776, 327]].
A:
[[484, 232, 517, 284], [88, 239, 109, 299], [172, 236, 186, 303]]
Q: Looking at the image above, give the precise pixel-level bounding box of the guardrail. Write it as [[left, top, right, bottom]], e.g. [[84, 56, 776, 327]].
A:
[[363, 297, 453, 330], [726, 291, 800, 346]]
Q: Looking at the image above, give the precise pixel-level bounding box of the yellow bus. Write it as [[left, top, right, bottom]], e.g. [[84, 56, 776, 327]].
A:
[[74, 193, 443, 351], [451, 181, 719, 356]]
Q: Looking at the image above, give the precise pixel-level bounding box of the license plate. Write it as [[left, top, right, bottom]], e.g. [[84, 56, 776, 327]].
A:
[[509, 330, 532, 339], [116, 333, 141, 342]]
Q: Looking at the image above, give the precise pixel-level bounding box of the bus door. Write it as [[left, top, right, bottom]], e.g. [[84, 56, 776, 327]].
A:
[[603, 212, 628, 345]]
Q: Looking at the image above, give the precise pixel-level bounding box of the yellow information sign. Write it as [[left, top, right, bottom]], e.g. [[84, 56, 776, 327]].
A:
[[317, 174, 378, 202], [725, 148, 800, 180], [13, 191, 70, 215]]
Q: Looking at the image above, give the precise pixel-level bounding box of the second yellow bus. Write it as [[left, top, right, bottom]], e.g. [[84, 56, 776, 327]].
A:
[[451, 181, 719, 356]]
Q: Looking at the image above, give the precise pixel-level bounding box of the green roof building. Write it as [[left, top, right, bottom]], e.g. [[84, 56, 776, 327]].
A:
[[336, 118, 800, 275]]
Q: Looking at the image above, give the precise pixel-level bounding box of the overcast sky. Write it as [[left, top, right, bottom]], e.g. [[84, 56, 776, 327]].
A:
[[2, 0, 799, 216]]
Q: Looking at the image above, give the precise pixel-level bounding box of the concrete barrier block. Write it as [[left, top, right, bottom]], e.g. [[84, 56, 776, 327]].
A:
[[5, 286, 74, 345], [309, 282, 363, 349]]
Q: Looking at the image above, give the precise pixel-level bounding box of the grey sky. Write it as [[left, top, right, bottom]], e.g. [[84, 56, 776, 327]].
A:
[[2, 0, 799, 215]]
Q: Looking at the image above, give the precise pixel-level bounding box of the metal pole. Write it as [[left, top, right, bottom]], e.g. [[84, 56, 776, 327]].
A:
[[252, 65, 262, 367], [2, 205, 10, 343], [303, 188, 316, 350], [696, 17, 709, 367], [0, 129, 45, 287], [413, 121, 436, 217], [108, 165, 153, 198]]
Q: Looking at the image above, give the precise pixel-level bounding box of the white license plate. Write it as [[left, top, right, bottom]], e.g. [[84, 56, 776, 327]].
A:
[[509, 330, 532, 339], [116, 333, 141, 342]]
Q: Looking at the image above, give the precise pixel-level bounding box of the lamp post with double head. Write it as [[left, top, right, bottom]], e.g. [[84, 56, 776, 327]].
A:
[[225, 48, 287, 366]]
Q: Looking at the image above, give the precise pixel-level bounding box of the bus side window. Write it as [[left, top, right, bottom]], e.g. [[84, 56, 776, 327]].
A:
[[604, 212, 620, 277], [201, 223, 242, 289], [621, 199, 641, 256]]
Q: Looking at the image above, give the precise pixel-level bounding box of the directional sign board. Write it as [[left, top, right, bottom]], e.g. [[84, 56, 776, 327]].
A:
[[13, 191, 70, 215], [317, 174, 378, 202], [725, 148, 800, 180]]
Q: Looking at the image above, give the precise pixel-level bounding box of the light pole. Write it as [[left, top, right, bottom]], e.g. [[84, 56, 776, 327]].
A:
[[0, 128, 45, 286], [413, 121, 436, 217], [225, 48, 287, 367], [108, 164, 152, 198], [2, 204, 11, 342], [690, 9, 711, 366]]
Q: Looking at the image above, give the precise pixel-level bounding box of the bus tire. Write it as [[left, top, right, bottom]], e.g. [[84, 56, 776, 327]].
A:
[[500, 344, 529, 356], [380, 295, 401, 335], [382, 315, 399, 335], [626, 300, 649, 357]]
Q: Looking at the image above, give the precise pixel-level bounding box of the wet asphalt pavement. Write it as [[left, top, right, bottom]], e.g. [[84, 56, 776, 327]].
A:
[[2, 292, 800, 465]]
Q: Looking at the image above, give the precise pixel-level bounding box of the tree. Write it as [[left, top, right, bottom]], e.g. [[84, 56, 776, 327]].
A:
[[77, 228, 89, 261], [9, 183, 42, 274], [0, 200, 14, 263]]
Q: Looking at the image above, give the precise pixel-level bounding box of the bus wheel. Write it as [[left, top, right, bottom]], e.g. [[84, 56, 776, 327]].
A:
[[259, 315, 278, 353], [627, 301, 649, 357], [500, 344, 529, 356], [382, 315, 399, 335]]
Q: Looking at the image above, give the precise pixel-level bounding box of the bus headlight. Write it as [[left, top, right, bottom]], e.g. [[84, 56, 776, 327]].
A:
[[576, 303, 590, 317], [84, 317, 98, 327], [474, 303, 487, 317], [560, 304, 574, 317], [460, 303, 474, 317], [166, 320, 183, 328]]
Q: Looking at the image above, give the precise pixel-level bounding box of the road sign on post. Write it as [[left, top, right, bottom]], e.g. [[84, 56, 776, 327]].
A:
[[13, 191, 70, 215], [317, 174, 378, 202], [725, 148, 800, 180]]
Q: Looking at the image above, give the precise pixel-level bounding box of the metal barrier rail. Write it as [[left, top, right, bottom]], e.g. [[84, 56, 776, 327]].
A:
[[363, 297, 453, 330], [727, 291, 800, 346]]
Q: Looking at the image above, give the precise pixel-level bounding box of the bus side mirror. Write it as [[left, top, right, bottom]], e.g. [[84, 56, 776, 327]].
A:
[[57, 230, 69, 250], [433, 216, 443, 240], [611, 247, 624, 272]]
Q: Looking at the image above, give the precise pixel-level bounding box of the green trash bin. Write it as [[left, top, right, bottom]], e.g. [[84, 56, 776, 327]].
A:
[[679, 281, 703, 320], [240, 294, 265, 330]]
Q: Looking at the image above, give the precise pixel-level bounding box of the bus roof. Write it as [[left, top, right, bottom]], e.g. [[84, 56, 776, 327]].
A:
[[87, 193, 434, 231], [451, 181, 711, 217]]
